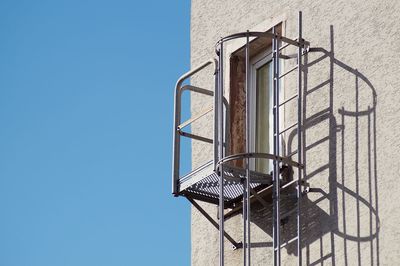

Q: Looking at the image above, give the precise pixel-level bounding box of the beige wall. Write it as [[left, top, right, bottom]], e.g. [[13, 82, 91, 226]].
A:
[[190, 0, 400, 265]]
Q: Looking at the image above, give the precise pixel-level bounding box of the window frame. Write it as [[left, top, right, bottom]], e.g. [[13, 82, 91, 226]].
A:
[[249, 48, 277, 173]]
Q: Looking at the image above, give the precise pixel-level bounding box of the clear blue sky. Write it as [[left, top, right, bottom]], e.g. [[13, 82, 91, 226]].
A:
[[0, 1, 192, 265]]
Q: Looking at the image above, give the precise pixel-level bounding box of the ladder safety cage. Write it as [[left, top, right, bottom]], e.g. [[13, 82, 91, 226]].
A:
[[171, 11, 310, 266]]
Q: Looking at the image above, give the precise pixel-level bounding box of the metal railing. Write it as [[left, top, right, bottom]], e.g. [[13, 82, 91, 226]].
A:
[[172, 59, 217, 195], [172, 59, 230, 195]]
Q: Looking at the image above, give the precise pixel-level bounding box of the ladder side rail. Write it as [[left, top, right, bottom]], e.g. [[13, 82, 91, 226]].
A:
[[214, 62, 219, 169], [271, 27, 276, 266], [217, 42, 225, 266], [243, 31, 251, 266], [276, 32, 282, 266], [297, 11, 303, 266], [272, 26, 278, 266]]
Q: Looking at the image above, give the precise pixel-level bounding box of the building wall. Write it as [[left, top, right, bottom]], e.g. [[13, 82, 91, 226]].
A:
[[190, 0, 400, 265]]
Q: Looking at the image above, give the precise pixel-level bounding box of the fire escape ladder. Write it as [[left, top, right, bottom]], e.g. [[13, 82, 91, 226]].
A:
[[172, 11, 310, 266]]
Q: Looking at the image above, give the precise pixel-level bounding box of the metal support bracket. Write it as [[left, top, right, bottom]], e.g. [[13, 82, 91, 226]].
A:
[[187, 197, 243, 250]]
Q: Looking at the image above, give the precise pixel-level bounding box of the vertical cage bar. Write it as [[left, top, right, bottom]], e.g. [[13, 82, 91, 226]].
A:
[[276, 28, 282, 266], [218, 41, 225, 266], [297, 11, 303, 266], [272, 26, 282, 266], [244, 30, 251, 266], [214, 58, 219, 169], [272, 26, 277, 266], [243, 32, 248, 266]]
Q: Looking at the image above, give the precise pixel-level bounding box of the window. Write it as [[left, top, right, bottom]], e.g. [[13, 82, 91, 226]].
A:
[[250, 52, 273, 174], [228, 25, 282, 173]]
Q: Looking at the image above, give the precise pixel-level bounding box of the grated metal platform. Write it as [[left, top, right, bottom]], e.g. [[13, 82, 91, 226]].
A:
[[178, 160, 273, 207]]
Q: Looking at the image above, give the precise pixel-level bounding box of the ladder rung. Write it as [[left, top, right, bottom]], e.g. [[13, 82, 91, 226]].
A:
[[286, 150, 298, 157], [280, 193, 297, 199], [275, 236, 298, 251], [274, 122, 298, 136], [279, 54, 297, 60], [281, 205, 298, 219], [281, 179, 298, 190], [279, 93, 298, 107], [278, 42, 291, 51], [278, 65, 298, 79]]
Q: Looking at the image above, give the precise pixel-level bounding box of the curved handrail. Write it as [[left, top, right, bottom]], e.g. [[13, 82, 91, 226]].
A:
[[175, 59, 217, 92], [216, 152, 303, 171], [215, 31, 309, 52]]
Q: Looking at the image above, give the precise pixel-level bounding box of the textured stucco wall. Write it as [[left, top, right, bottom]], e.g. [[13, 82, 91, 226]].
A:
[[190, 0, 400, 265]]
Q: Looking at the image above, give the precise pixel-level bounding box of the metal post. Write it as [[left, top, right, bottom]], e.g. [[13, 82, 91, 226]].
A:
[[214, 57, 219, 168], [297, 11, 303, 266], [276, 28, 282, 266], [272, 26, 281, 266], [218, 41, 225, 266], [244, 30, 251, 266], [172, 84, 181, 195], [272, 27, 277, 266]]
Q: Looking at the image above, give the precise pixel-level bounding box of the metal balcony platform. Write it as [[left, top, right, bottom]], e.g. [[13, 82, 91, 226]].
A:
[[178, 160, 272, 208]]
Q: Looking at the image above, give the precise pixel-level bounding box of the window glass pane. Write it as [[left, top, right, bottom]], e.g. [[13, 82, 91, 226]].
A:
[[255, 62, 272, 173]]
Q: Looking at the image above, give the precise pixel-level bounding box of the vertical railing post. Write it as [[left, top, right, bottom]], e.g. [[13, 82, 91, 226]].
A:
[[244, 30, 251, 266], [276, 28, 281, 266], [214, 54, 219, 169], [272, 26, 277, 266], [218, 41, 225, 266], [272, 26, 281, 266], [172, 84, 182, 195], [297, 11, 303, 266]]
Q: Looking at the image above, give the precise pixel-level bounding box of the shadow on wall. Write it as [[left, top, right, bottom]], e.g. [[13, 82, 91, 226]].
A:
[[249, 25, 380, 266]]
